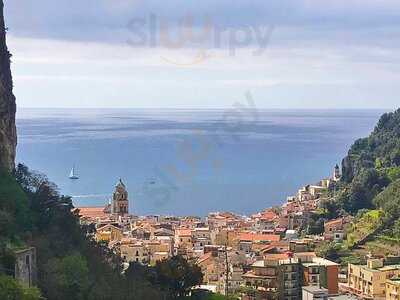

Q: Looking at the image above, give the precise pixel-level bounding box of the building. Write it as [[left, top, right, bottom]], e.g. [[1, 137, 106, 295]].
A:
[[192, 227, 211, 250], [277, 257, 303, 300], [347, 258, 400, 299], [238, 232, 281, 254], [175, 228, 193, 257], [386, 277, 400, 300], [333, 165, 341, 182], [324, 218, 349, 242], [75, 206, 111, 224], [243, 253, 301, 300], [95, 224, 123, 242], [112, 179, 129, 216], [297, 254, 339, 295], [119, 239, 149, 264], [302, 286, 329, 300], [14, 247, 37, 287], [243, 252, 339, 300]]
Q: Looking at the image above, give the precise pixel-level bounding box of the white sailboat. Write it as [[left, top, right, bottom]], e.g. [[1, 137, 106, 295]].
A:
[[69, 166, 79, 180]]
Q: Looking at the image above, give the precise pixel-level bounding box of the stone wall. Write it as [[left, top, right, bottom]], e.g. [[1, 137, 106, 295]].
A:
[[14, 247, 37, 287]]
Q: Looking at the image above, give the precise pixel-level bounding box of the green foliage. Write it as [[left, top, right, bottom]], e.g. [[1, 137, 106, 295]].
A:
[[338, 253, 366, 266], [315, 242, 342, 261], [305, 214, 325, 235], [384, 167, 400, 182], [318, 200, 341, 220], [42, 255, 89, 300], [0, 169, 30, 239], [393, 219, 400, 238], [374, 179, 400, 220], [152, 255, 203, 299], [345, 210, 385, 248], [0, 274, 42, 300], [337, 109, 400, 214]]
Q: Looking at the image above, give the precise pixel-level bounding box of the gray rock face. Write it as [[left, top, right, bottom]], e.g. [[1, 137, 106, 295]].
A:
[[0, 0, 16, 172]]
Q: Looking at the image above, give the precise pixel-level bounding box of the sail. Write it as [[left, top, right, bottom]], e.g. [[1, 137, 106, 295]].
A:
[[69, 166, 79, 179]]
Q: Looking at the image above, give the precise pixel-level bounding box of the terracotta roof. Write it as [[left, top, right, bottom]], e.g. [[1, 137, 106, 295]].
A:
[[260, 210, 278, 221], [75, 207, 109, 219], [197, 252, 213, 265], [239, 232, 280, 242], [264, 253, 289, 260], [324, 218, 343, 227], [270, 241, 290, 248]]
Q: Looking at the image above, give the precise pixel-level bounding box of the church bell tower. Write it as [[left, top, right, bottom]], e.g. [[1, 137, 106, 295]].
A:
[[112, 179, 129, 216], [333, 164, 341, 182]]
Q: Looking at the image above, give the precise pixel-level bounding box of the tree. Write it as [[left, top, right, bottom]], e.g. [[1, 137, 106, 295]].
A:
[[152, 255, 203, 299], [42, 255, 89, 300], [0, 274, 42, 300], [315, 242, 341, 261], [374, 179, 400, 220]]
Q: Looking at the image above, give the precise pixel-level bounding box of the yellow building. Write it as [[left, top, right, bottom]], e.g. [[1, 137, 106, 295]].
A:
[[386, 277, 400, 300], [348, 259, 400, 298], [119, 240, 149, 264], [95, 224, 123, 242]]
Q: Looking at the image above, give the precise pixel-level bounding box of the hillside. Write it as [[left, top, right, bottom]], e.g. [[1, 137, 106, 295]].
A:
[[331, 109, 400, 249]]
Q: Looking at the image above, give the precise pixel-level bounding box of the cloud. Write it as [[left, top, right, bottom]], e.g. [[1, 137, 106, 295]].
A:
[[5, 1, 400, 109], [6, 0, 400, 44]]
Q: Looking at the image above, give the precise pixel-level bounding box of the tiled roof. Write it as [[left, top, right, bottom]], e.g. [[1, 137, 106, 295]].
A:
[[239, 232, 280, 242], [197, 252, 213, 265], [260, 210, 278, 221], [75, 206, 109, 219], [263, 253, 289, 261], [324, 218, 343, 227]]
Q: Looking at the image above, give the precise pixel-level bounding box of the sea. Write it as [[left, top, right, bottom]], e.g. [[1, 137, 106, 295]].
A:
[[16, 108, 385, 216]]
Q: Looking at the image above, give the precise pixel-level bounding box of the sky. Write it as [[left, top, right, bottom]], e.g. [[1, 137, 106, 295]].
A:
[[4, 0, 400, 109]]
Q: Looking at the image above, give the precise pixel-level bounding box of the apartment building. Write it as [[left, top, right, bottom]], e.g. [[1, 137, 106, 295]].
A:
[[348, 258, 400, 299], [386, 277, 400, 300]]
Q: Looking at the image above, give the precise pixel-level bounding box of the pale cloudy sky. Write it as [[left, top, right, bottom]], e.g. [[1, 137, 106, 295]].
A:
[[5, 0, 400, 108]]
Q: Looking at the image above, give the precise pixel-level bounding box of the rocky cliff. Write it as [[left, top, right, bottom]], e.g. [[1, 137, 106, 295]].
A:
[[0, 0, 16, 171]]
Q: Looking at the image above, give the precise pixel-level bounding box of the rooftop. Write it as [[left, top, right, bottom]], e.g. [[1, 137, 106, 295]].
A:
[[302, 285, 328, 294], [75, 206, 109, 219], [239, 232, 280, 242]]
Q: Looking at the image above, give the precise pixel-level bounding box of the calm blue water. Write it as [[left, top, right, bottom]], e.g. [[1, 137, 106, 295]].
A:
[[16, 108, 383, 216]]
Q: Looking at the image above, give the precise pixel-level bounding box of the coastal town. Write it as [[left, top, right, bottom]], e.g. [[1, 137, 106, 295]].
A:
[[75, 165, 400, 300]]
